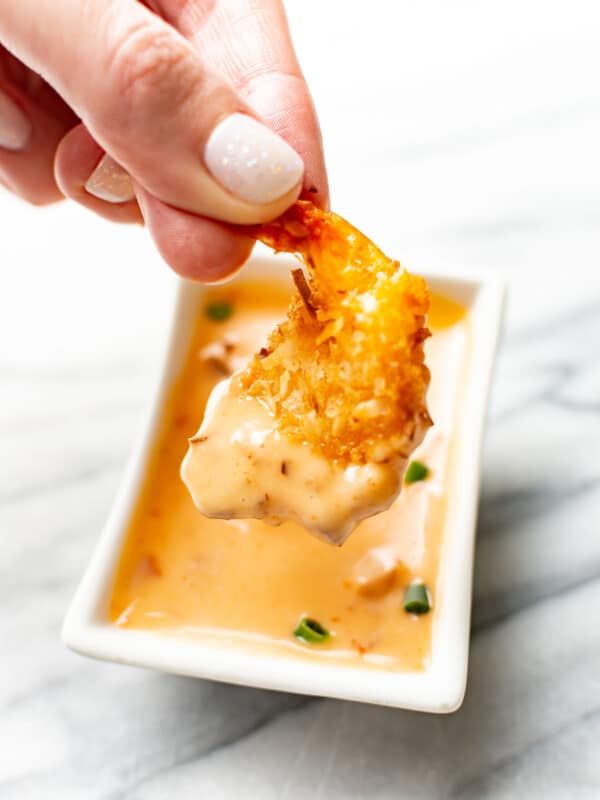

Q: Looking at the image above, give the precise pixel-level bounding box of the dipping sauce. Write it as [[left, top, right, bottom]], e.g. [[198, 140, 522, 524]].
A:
[[181, 378, 413, 545], [110, 279, 468, 672]]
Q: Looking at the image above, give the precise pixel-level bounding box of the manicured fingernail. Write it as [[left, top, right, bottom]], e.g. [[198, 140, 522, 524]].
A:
[[0, 89, 31, 151], [85, 155, 135, 203], [205, 113, 304, 205]]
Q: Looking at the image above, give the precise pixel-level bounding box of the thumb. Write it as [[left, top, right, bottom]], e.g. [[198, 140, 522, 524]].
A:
[[0, 0, 304, 224]]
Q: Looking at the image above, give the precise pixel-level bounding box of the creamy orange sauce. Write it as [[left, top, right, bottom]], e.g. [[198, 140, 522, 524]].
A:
[[110, 280, 468, 672], [181, 381, 409, 544]]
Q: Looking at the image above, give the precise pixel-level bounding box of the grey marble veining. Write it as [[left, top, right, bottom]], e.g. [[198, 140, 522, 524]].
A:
[[2, 2, 600, 797]]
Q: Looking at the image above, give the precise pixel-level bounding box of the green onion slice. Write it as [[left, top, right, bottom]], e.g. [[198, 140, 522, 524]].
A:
[[294, 616, 331, 644], [205, 302, 233, 321], [403, 582, 431, 614], [404, 460, 430, 484]]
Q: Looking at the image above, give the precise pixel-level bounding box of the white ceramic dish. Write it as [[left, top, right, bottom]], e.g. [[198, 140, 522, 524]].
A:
[[62, 253, 505, 713]]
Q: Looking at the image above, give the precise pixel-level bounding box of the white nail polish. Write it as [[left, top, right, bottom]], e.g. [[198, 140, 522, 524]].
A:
[[85, 155, 135, 203], [0, 89, 31, 151], [205, 113, 304, 205]]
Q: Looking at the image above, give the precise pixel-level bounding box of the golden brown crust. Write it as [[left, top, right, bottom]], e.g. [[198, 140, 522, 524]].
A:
[[241, 201, 432, 465]]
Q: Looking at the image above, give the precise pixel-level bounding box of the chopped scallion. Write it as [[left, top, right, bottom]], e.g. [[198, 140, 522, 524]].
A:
[[403, 582, 431, 614], [205, 302, 233, 321], [294, 616, 330, 644], [404, 460, 430, 484]]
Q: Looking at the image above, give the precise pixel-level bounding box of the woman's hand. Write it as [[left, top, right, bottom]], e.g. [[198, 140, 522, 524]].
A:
[[0, 0, 328, 281]]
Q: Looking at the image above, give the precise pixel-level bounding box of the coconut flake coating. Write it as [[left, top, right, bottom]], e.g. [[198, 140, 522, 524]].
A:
[[241, 201, 432, 466]]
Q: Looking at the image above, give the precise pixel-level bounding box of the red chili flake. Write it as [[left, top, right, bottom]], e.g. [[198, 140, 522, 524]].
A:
[[137, 555, 162, 578]]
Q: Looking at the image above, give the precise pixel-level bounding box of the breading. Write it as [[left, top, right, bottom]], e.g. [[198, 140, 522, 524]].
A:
[[242, 201, 432, 466]]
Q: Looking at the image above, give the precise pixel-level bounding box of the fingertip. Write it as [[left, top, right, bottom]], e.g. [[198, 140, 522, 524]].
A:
[[242, 74, 329, 211], [54, 124, 143, 224], [0, 82, 66, 205], [301, 182, 329, 210], [136, 188, 254, 282]]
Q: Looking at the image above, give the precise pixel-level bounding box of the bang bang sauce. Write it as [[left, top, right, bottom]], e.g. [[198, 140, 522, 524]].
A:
[[109, 278, 469, 672]]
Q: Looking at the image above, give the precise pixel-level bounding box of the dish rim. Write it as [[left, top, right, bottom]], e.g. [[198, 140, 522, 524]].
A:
[[61, 256, 505, 713]]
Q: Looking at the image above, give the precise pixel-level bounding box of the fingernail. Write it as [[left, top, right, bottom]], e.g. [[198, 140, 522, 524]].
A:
[[205, 113, 304, 205], [85, 155, 135, 203], [0, 89, 31, 151]]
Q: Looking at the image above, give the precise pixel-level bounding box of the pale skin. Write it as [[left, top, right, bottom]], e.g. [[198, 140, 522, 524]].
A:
[[0, 0, 328, 281]]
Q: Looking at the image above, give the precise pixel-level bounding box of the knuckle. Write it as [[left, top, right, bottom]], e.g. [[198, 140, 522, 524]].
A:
[[21, 187, 62, 206], [106, 21, 197, 116], [0, 172, 62, 206]]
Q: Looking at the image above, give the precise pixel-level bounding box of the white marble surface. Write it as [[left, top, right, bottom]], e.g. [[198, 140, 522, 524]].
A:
[[2, 1, 600, 797]]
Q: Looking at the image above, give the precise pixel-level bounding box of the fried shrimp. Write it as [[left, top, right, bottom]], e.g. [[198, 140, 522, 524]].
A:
[[181, 202, 432, 544], [244, 201, 431, 464]]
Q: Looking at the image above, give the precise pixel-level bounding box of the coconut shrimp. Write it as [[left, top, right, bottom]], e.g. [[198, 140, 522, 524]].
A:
[[181, 202, 432, 544]]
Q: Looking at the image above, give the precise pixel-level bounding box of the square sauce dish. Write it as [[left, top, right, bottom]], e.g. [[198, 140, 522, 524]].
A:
[[62, 254, 505, 713]]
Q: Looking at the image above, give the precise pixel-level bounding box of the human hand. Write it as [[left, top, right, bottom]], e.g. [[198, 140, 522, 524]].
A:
[[0, 0, 328, 281]]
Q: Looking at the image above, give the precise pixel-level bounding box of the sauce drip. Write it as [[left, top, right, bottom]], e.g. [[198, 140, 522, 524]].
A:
[[182, 379, 408, 545]]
